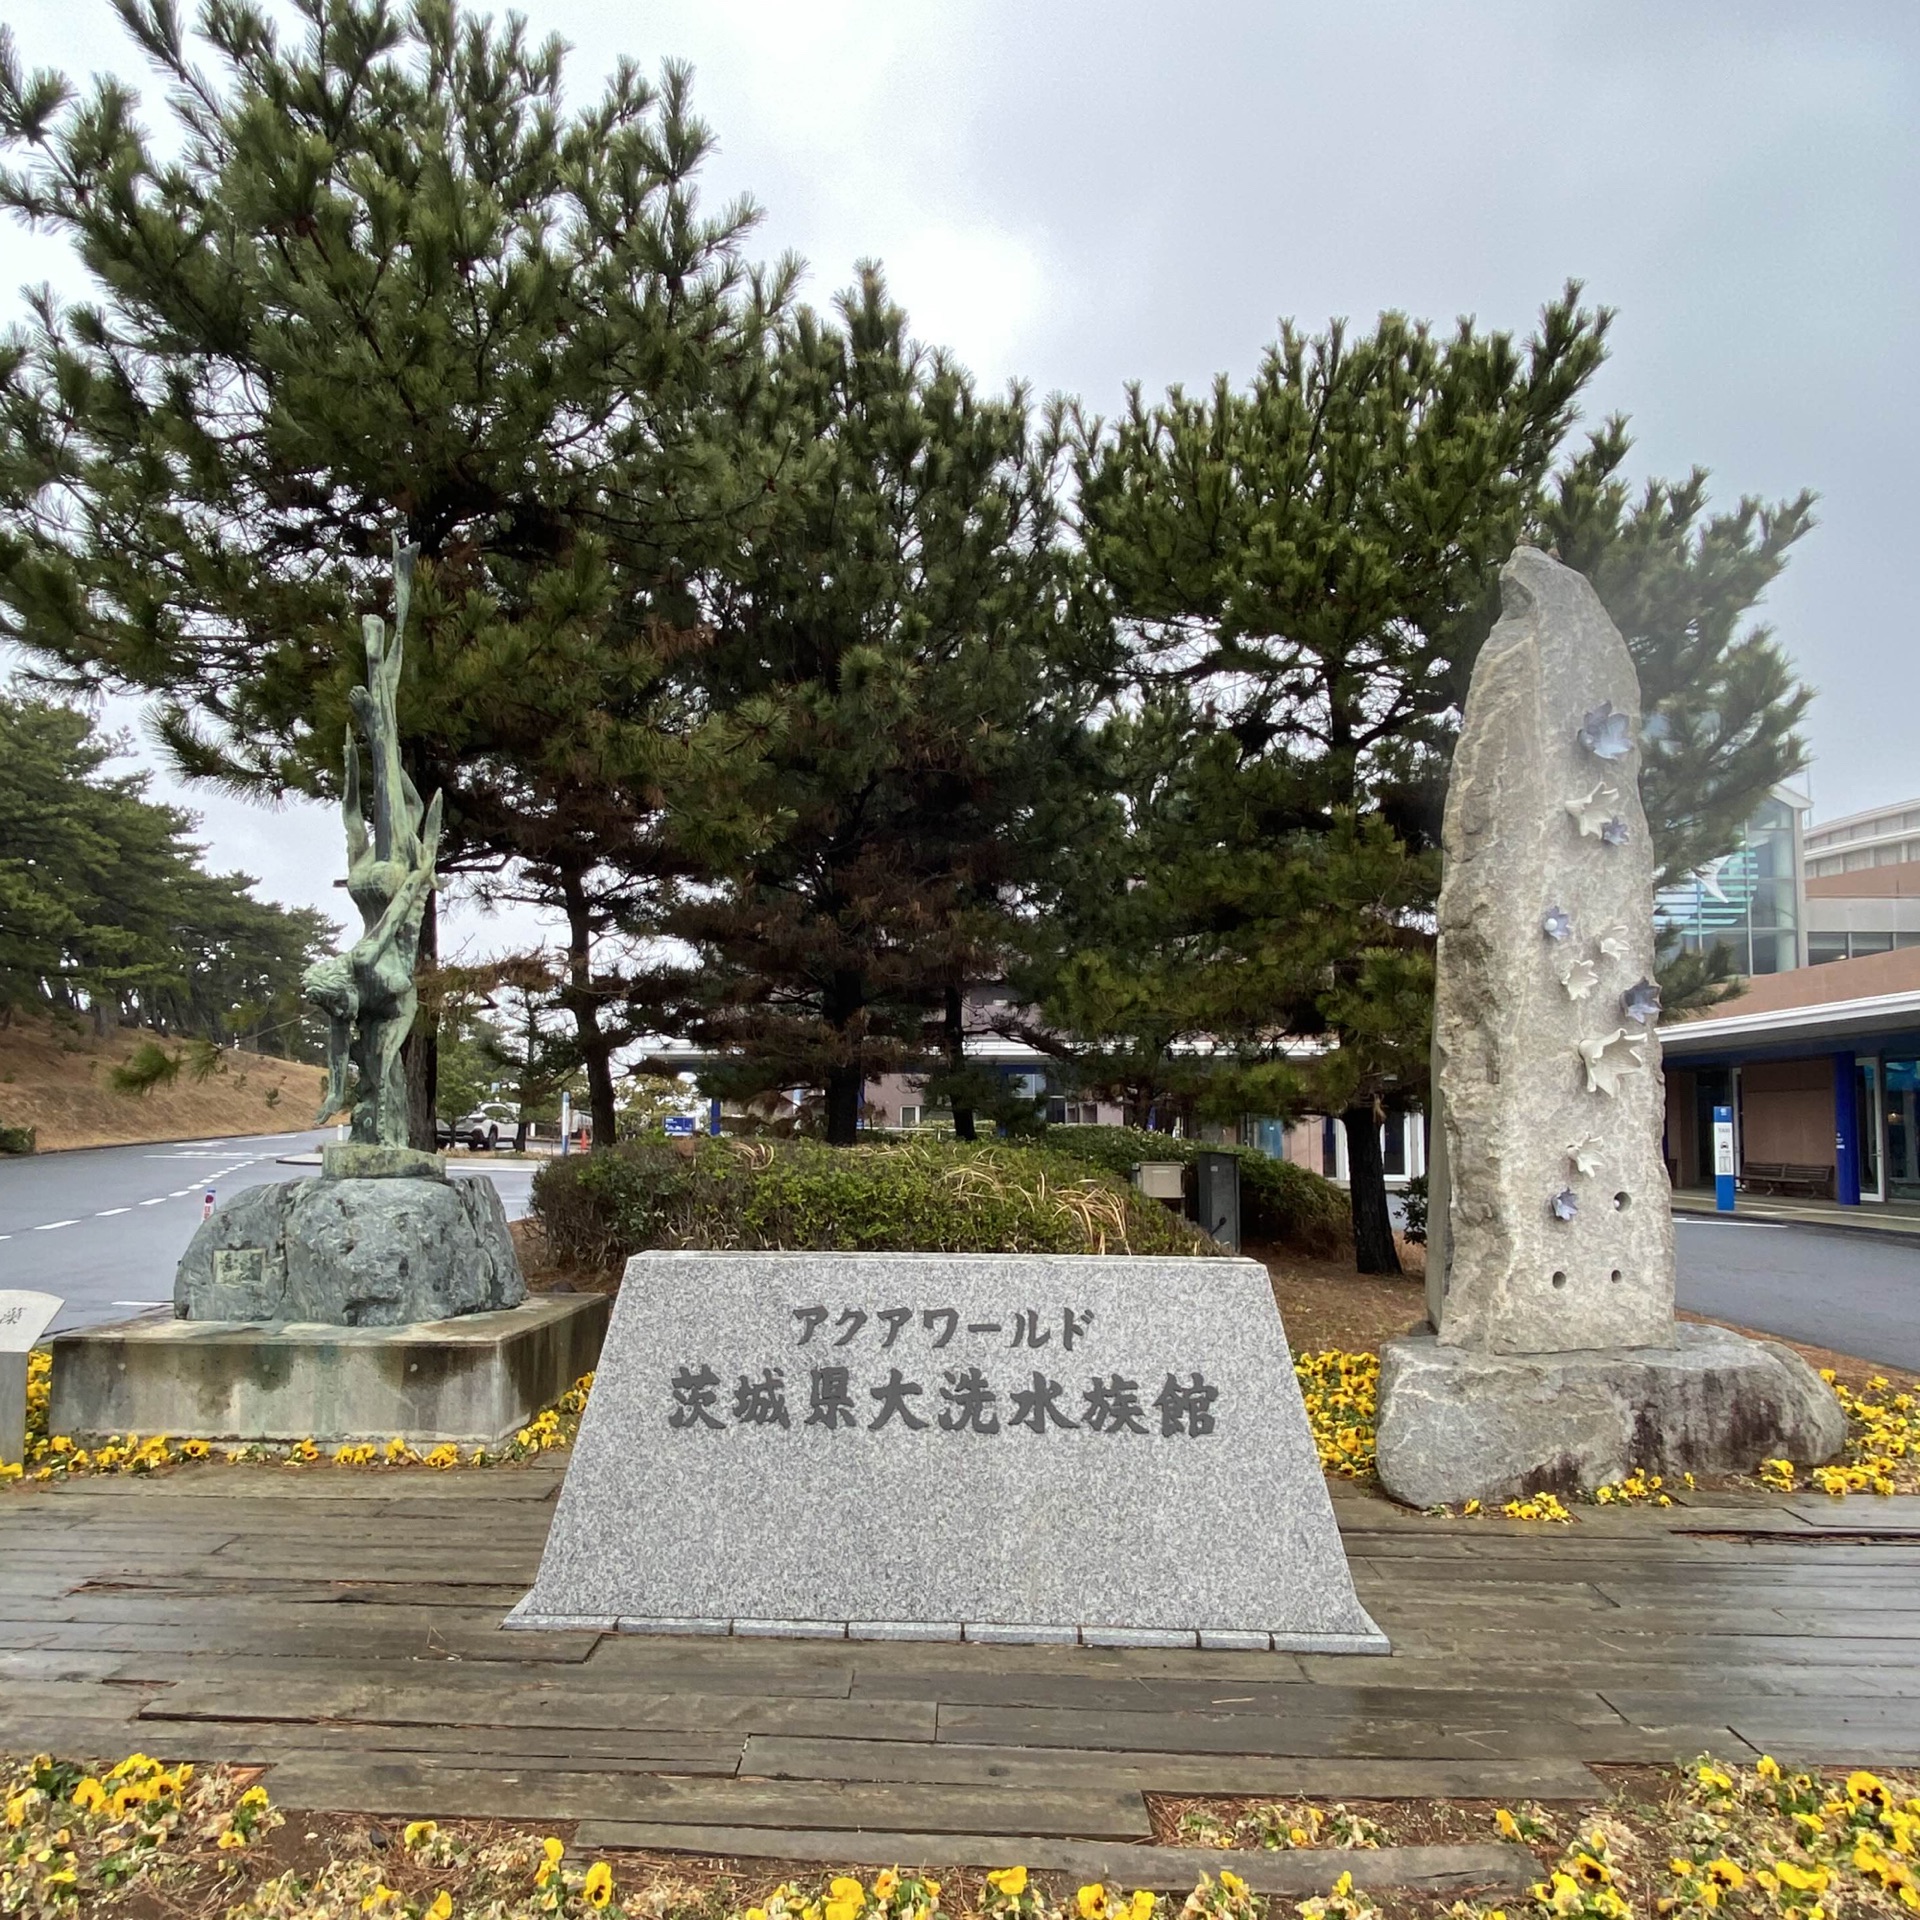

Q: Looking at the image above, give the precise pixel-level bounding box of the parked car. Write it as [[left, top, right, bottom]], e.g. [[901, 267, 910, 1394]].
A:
[[436, 1101, 521, 1151]]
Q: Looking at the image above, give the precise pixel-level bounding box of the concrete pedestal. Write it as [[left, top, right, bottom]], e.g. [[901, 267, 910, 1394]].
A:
[[48, 1294, 608, 1447], [1, 1353, 25, 1469], [1374, 1323, 1846, 1508]]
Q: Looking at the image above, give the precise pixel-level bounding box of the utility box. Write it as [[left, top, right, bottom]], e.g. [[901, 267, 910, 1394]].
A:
[[1193, 1151, 1242, 1252], [1132, 1161, 1186, 1203]]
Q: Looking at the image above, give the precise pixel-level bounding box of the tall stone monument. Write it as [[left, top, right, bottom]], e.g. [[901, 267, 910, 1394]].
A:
[[1374, 548, 1842, 1508]]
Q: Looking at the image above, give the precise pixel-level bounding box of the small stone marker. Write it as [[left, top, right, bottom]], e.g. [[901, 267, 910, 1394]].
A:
[[510, 1251, 1386, 1652], [0, 1290, 61, 1469]]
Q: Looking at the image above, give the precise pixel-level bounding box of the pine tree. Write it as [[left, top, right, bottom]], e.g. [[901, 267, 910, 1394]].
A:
[[1066, 291, 1813, 1271], [0, 0, 782, 1138], [673, 270, 1094, 1145], [0, 692, 328, 1043]]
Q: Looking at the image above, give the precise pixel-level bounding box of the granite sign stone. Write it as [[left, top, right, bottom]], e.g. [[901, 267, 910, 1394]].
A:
[[1376, 549, 1842, 1506], [1, 1290, 61, 1469], [510, 1251, 1388, 1652]]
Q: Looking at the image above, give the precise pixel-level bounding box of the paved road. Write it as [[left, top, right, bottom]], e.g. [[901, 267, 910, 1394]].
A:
[[0, 1131, 536, 1333], [7, 1138, 1917, 1368], [1675, 1214, 1920, 1371]]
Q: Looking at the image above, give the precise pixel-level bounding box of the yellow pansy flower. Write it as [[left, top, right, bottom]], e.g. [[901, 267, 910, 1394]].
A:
[[583, 1860, 614, 1908], [403, 1819, 437, 1849], [1076, 1884, 1107, 1919], [69, 1777, 105, 1812], [987, 1866, 1029, 1898], [426, 1893, 452, 1920], [1128, 1892, 1155, 1920], [1218, 1869, 1247, 1898]]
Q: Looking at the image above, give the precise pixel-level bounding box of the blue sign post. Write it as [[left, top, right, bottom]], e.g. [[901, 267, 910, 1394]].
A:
[[709, 1097, 722, 1137], [1713, 1103, 1736, 1212]]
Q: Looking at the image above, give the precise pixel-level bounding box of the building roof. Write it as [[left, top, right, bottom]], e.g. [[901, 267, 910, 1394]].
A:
[[1660, 945, 1920, 1057], [1807, 862, 1920, 899], [1806, 796, 1920, 842]]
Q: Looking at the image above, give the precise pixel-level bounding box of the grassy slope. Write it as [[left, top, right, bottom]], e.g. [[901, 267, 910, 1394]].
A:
[[0, 1012, 328, 1150]]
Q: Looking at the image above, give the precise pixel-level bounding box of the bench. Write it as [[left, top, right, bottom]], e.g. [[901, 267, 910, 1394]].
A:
[[1740, 1160, 1834, 1199]]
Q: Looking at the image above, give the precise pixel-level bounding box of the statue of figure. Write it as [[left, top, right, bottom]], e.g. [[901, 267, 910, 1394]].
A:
[[304, 540, 443, 1146]]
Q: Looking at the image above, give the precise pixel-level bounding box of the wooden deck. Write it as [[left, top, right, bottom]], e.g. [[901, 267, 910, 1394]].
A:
[[4, 1468, 1919, 1856]]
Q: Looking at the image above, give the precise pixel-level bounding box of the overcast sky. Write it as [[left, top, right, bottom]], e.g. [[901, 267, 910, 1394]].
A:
[[3, 0, 1915, 956]]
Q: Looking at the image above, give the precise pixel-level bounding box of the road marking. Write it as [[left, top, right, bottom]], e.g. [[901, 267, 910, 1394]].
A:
[[113, 1299, 170, 1307], [138, 1197, 168, 1207], [34, 1219, 78, 1231], [96, 1207, 131, 1217]]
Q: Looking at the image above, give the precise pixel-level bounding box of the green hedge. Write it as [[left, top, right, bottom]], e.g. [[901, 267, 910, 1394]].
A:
[[1042, 1127, 1352, 1259], [532, 1136, 1219, 1271]]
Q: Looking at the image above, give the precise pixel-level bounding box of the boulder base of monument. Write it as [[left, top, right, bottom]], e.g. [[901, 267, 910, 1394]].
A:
[[1374, 1324, 1845, 1508], [174, 1173, 525, 1325]]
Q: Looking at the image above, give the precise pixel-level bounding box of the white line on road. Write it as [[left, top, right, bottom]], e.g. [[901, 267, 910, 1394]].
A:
[[96, 1207, 131, 1217], [34, 1219, 78, 1230], [138, 1197, 167, 1207], [113, 1299, 170, 1307]]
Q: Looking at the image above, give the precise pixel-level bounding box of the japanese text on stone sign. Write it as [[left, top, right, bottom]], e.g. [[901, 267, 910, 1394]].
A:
[[665, 1301, 1220, 1438]]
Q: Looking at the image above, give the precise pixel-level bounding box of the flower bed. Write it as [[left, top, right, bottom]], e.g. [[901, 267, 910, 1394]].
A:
[[1289, 1348, 1919, 1515], [6, 1750, 1916, 1917], [10, 1334, 1913, 1511], [2, 1353, 591, 1486]]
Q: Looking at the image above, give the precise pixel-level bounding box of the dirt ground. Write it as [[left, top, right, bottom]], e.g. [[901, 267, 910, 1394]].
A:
[[0, 1011, 328, 1151]]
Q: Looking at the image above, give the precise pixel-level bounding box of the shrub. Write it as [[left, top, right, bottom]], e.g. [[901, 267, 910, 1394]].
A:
[[1043, 1127, 1352, 1259], [108, 1040, 181, 1095], [532, 1136, 1218, 1272], [0, 1124, 34, 1154]]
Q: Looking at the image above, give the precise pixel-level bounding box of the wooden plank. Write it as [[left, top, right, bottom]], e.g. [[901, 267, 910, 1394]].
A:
[[742, 1736, 1603, 1801], [92, 1718, 743, 1774], [933, 1702, 1737, 1765], [256, 1756, 1153, 1839], [138, 1672, 937, 1743], [0, 1618, 601, 1664], [567, 1828, 1536, 1895], [854, 1672, 1623, 1726]]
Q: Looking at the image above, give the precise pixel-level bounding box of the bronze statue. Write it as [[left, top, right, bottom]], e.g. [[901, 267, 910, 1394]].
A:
[[305, 540, 443, 1146]]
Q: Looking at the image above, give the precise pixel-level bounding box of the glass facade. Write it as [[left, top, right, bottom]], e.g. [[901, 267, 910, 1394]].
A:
[[1887, 1057, 1920, 1203], [1656, 796, 1803, 974]]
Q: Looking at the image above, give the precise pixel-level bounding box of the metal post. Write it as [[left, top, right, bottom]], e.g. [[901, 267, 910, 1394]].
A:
[[1713, 1104, 1736, 1212]]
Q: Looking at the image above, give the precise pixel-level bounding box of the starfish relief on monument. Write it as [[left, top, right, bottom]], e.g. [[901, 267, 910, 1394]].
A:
[[1374, 547, 1844, 1509]]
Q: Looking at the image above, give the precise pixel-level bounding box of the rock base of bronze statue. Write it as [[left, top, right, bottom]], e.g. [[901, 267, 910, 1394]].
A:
[[321, 1142, 445, 1181], [174, 1169, 525, 1326], [49, 1295, 608, 1447], [1374, 1324, 1845, 1508]]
